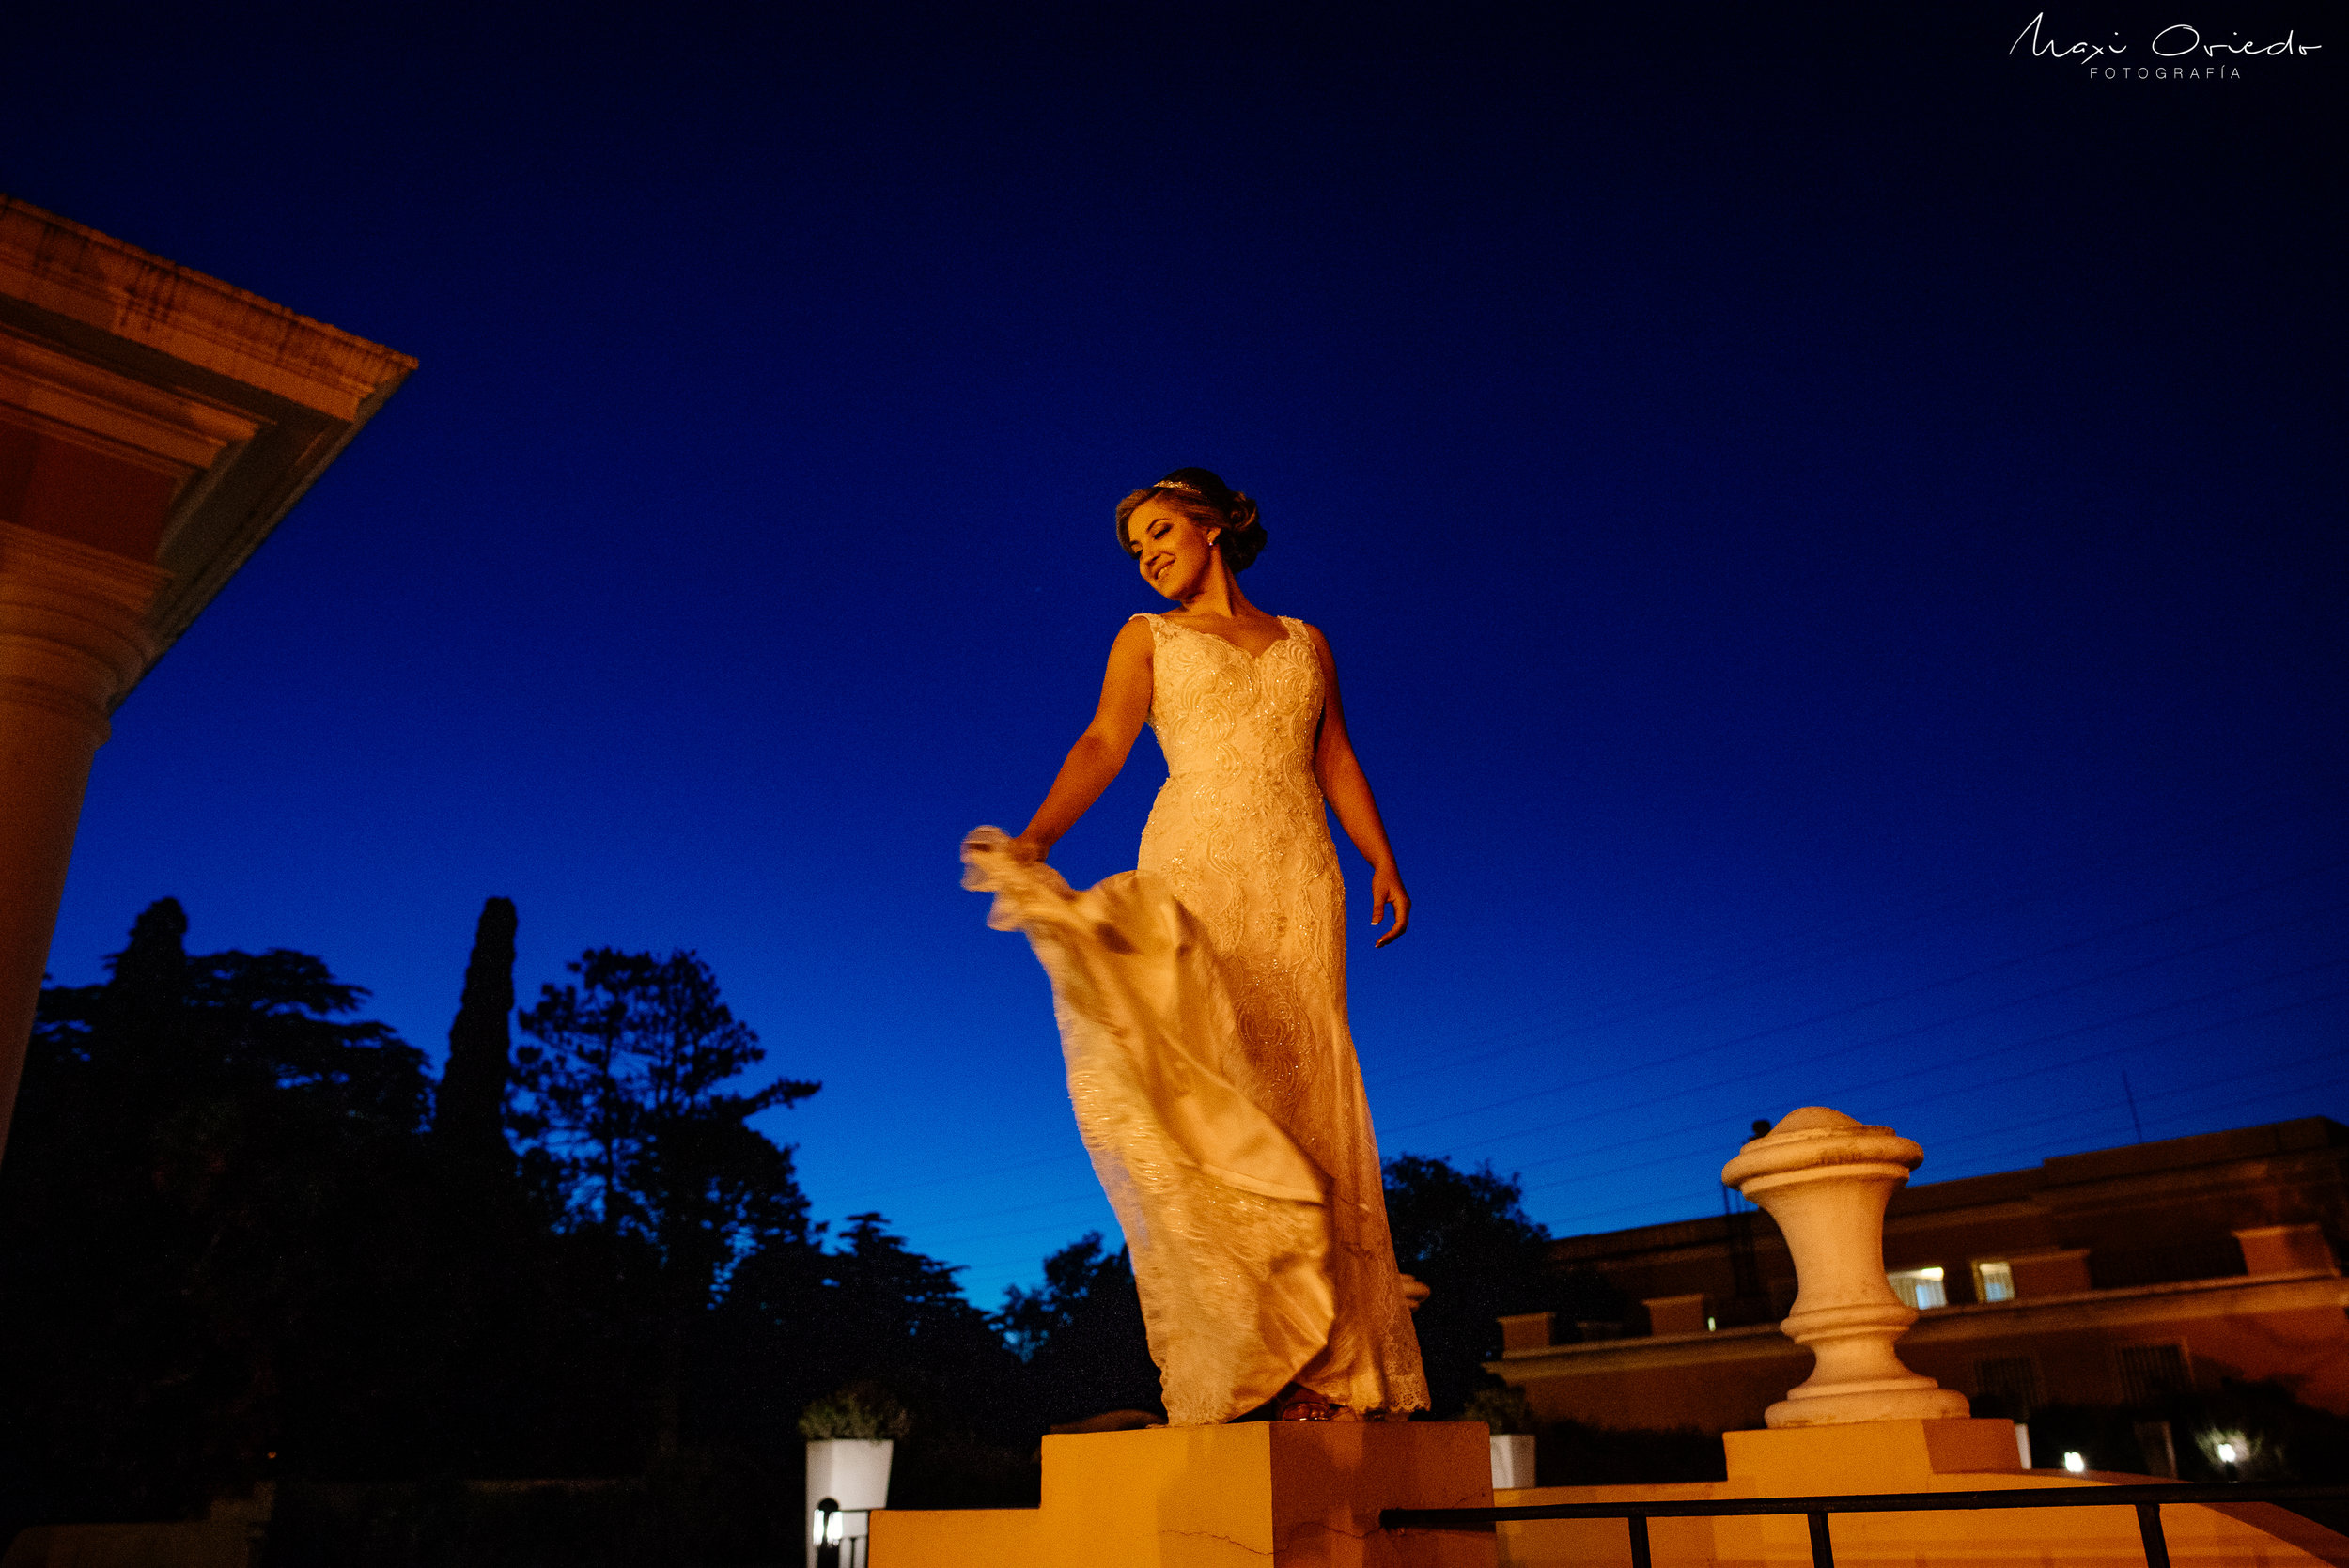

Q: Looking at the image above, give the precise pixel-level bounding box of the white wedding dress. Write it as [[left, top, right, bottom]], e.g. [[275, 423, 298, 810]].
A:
[[964, 612, 1428, 1424]]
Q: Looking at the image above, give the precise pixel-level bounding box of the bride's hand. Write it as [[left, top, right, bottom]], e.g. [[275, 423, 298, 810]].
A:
[[1370, 866, 1411, 947], [1005, 832, 1049, 864]]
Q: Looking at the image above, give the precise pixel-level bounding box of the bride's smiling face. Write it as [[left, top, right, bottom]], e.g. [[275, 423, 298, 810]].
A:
[[1128, 498, 1221, 601]]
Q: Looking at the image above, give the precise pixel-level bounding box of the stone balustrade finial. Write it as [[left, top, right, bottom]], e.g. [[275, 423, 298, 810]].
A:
[[1720, 1107, 1969, 1428]]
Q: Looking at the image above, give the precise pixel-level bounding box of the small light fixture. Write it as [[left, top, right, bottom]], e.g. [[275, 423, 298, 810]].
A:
[[2217, 1442, 2238, 1465], [2063, 1452, 2086, 1473], [1705, 1316, 1717, 1330]]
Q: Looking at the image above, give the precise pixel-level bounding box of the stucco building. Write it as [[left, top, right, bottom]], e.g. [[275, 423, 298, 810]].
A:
[[1492, 1116, 2349, 1442], [0, 196, 410, 1161]]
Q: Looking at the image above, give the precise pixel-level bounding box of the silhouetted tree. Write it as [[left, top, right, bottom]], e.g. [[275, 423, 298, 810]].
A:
[[2, 902, 1137, 1541], [1384, 1154, 1599, 1419], [997, 1234, 1159, 1424], [513, 949, 818, 1455], [706, 1211, 1031, 1508], [0, 899, 432, 1529], [434, 896, 519, 1174], [417, 896, 589, 1478], [817, 1213, 1018, 1407]]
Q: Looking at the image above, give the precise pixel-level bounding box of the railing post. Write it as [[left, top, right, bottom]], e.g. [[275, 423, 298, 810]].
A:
[[1626, 1513, 1652, 1568], [1807, 1510, 1836, 1568], [2135, 1501, 2171, 1568]]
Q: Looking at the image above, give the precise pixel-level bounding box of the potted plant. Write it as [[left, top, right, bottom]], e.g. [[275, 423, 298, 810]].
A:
[[801, 1385, 911, 1567], [1464, 1386, 1541, 1491]]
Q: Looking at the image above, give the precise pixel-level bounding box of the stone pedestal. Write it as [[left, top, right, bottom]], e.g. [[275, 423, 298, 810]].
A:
[[1719, 1108, 1968, 1428], [873, 1421, 1495, 1567]]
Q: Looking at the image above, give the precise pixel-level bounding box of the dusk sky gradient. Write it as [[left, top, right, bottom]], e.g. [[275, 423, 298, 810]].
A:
[[11, 4, 2342, 1308]]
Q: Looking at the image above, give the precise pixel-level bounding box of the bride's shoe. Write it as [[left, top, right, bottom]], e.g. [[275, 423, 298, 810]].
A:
[[1272, 1383, 1346, 1421]]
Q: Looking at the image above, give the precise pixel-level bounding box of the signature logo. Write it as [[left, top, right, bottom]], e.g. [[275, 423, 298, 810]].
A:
[[2011, 13, 2322, 70]]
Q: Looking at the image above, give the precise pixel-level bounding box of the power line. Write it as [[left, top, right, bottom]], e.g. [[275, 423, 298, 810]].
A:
[[1384, 887, 2345, 1141], [1517, 1060, 2349, 1243], [900, 1189, 1104, 1230], [1367, 795, 2332, 1090], [1510, 987, 2346, 1202], [1437, 935, 2342, 1169], [1439, 955, 2347, 1175]]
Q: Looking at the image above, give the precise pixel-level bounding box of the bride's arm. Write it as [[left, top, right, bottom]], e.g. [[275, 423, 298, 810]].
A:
[[1011, 618, 1156, 861], [1303, 625, 1412, 946]]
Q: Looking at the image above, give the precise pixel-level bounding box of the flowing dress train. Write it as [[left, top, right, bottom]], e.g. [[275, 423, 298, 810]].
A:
[[963, 612, 1428, 1424]]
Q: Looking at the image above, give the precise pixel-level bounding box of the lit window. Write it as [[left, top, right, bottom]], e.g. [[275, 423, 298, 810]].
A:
[[1888, 1266, 1947, 1310], [1974, 1261, 2015, 1302]]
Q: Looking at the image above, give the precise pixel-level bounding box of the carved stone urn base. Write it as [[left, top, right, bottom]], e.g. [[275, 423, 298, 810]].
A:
[[1766, 1383, 1971, 1428], [1721, 1107, 1973, 1431]]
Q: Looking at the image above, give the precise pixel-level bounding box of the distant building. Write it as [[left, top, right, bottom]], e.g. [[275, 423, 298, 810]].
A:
[[1490, 1117, 2349, 1436]]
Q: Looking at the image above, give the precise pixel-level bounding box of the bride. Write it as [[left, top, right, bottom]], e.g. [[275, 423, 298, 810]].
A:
[[963, 467, 1429, 1424]]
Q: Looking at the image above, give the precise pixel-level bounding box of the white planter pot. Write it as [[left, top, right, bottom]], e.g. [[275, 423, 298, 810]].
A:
[[1488, 1432, 1536, 1490], [806, 1438, 893, 1568]]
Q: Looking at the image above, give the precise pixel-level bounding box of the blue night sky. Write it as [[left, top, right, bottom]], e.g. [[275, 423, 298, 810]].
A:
[[13, 6, 2342, 1308]]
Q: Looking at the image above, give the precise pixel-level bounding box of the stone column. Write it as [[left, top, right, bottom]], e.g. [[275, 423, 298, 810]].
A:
[[1720, 1106, 1969, 1428], [0, 521, 164, 1154]]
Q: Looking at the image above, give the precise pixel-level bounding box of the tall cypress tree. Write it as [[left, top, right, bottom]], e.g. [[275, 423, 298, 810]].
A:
[[434, 897, 518, 1172]]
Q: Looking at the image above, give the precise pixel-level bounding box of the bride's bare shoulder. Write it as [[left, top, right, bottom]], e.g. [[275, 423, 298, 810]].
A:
[[1110, 614, 1158, 661]]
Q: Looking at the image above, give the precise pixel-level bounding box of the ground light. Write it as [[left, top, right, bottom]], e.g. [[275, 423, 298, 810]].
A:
[[2063, 1452, 2087, 1473]]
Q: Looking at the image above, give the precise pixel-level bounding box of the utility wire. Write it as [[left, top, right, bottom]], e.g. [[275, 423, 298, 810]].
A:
[[1384, 883, 2345, 1139], [1369, 795, 2331, 1089], [1435, 953, 2347, 1172], [1511, 987, 2346, 1201]]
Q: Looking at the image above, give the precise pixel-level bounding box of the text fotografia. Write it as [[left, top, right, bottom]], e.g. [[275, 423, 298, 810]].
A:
[[2011, 14, 2321, 78]]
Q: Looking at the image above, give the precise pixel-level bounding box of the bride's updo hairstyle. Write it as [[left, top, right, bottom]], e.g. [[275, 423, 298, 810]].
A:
[[1115, 467, 1268, 572]]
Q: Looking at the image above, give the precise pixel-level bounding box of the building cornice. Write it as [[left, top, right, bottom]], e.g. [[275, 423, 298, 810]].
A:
[[1490, 1270, 2349, 1381], [1900, 1269, 2349, 1342], [0, 196, 413, 698], [0, 198, 412, 422]]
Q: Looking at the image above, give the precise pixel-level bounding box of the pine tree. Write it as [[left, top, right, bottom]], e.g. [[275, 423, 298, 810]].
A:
[[514, 948, 818, 1456]]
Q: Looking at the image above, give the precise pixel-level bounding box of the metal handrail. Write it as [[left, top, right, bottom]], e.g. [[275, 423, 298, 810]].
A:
[[1380, 1481, 2349, 1568]]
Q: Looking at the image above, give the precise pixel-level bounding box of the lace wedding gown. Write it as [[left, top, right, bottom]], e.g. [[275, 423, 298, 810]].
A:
[[963, 612, 1428, 1424]]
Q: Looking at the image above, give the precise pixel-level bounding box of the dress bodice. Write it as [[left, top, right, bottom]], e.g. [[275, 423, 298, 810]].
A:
[[1135, 613, 1338, 953], [1141, 613, 1323, 788]]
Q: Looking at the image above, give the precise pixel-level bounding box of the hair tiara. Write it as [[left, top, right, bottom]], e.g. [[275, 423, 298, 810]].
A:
[[1149, 478, 1206, 496]]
